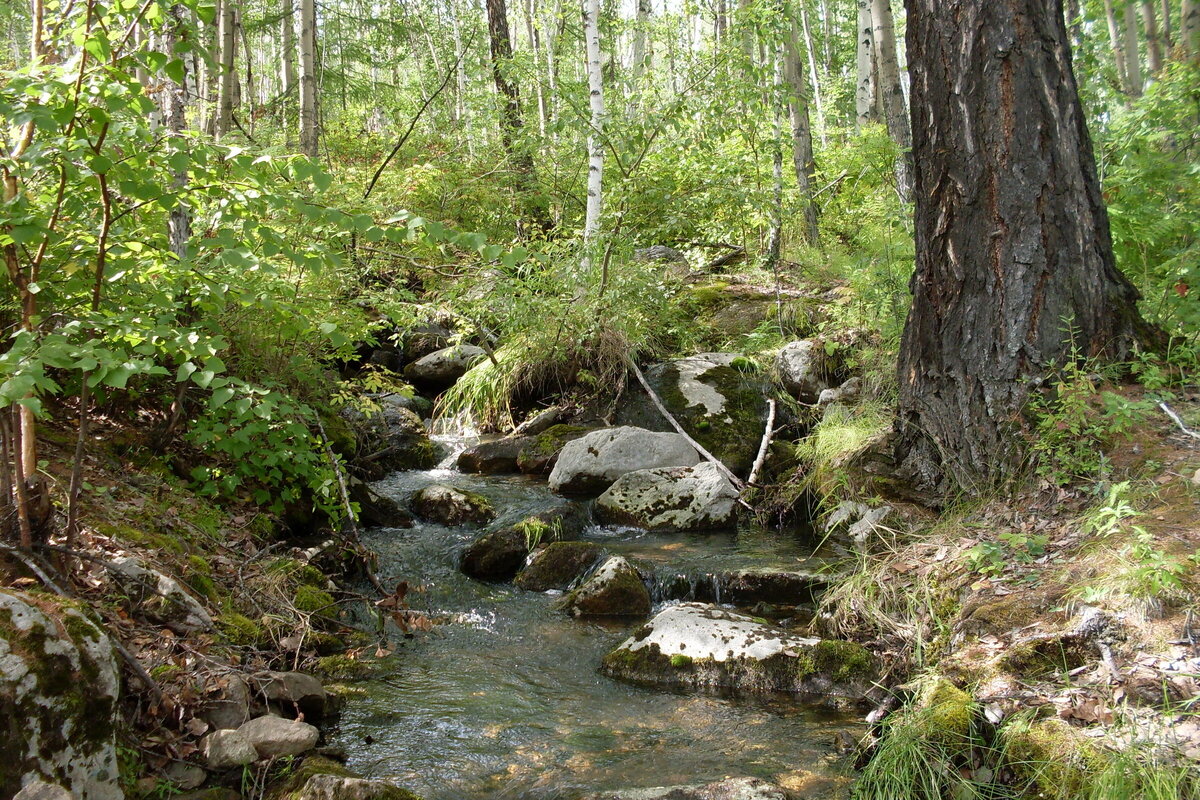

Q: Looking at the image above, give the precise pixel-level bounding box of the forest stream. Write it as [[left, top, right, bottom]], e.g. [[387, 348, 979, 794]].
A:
[[328, 433, 864, 799]]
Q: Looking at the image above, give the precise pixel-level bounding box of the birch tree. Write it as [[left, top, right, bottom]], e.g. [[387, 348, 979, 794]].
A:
[[582, 0, 604, 261], [871, 0, 912, 201], [855, 1, 876, 130], [215, 0, 237, 137], [298, 0, 318, 157], [784, 16, 818, 245], [1143, 1, 1163, 73], [1124, 2, 1143, 95]]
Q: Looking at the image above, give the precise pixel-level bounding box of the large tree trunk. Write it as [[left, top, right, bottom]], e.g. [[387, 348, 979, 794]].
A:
[[855, 0, 876, 129], [582, 0, 605, 255], [784, 19, 819, 245], [1183, 0, 1200, 58], [298, 0, 318, 157], [1124, 2, 1143, 95], [896, 0, 1156, 496], [1143, 1, 1163, 73], [632, 0, 652, 78], [871, 0, 913, 201]]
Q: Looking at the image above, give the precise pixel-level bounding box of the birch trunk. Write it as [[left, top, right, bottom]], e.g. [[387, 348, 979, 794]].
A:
[[715, 0, 727, 43], [871, 0, 912, 201], [215, 0, 236, 137], [1183, 0, 1200, 59], [1161, 0, 1172, 46], [167, 4, 192, 261], [525, 0, 548, 134], [281, 0, 297, 112], [582, 0, 605, 257], [299, 0, 319, 157], [855, 1, 876, 130], [798, 3, 826, 148], [1142, 2, 1163, 72], [765, 51, 785, 273], [632, 0, 651, 78], [785, 20, 819, 245], [1124, 2, 1143, 95], [1103, 0, 1130, 92]]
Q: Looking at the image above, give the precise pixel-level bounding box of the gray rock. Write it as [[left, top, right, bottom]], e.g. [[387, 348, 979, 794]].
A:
[[560, 556, 651, 617], [411, 485, 495, 526], [400, 322, 452, 362], [204, 729, 258, 770], [615, 353, 768, 475], [163, 763, 206, 791], [513, 405, 565, 436], [200, 674, 251, 731], [456, 437, 530, 474], [516, 424, 593, 475], [548, 427, 701, 496], [109, 557, 212, 633], [818, 376, 860, 406], [634, 245, 691, 280], [594, 462, 739, 532], [13, 782, 73, 800], [776, 340, 833, 403], [340, 401, 437, 478], [461, 505, 585, 582], [515, 542, 605, 592], [601, 602, 877, 699], [297, 775, 419, 800], [373, 392, 434, 419], [252, 671, 327, 720], [580, 777, 790, 800], [237, 715, 319, 758], [402, 345, 486, 390]]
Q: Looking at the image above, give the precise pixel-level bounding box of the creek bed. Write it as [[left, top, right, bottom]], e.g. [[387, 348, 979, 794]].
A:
[[327, 466, 862, 799]]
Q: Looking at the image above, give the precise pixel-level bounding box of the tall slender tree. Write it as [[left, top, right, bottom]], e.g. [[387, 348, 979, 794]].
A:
[[298, 0, 318, 156], [582, 0, 604, 260], [784, 16, 819, 245], [896, 0, 1157, 495], [871, 0, 912, 201], [855, 0, 876, 130]]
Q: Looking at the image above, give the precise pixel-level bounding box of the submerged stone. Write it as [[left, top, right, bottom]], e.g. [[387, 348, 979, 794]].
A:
[[580, 777, 790, 800], [601, 602, 876, 700]]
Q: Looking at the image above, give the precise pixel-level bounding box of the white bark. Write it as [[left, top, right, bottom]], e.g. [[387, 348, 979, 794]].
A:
[[1124, 1, 1143, 95], [871, 0, 912, 201], [1183, 0, 1200, 59], [1143, 1, 1163, 73], [855, 0, 875, 130], [1103, 0, 1130, 92], [281, 0, 297, 109], [526, 0, 548, 134], [215, 0, 236, 137], [798, 3, 826, 148], [582, 0, 604, 255], [632, 0, 651, 78], [299, 0, 318, 157]]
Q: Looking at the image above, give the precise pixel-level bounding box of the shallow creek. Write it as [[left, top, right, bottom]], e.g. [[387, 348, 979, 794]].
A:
[[328, 438, 863, 799]]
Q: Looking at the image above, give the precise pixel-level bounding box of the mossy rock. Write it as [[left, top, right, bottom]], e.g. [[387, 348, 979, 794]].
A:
[[341, 402, 438, 479], [614, 354, 768, 476], [1000, 718, 1105, 800], [517, 425, 593, 475], [999, 630, 1096, 678], [271, 755, 424, 800], [908, 678, 974, 745], [410, 485, 495, 526], [217, 611, 268, 648], [0, 591, 122, 800], [560, 556, 652, 617], [515, 542, 605, 592], [315, 654, 374, 680], [295, 585, 338, 616]]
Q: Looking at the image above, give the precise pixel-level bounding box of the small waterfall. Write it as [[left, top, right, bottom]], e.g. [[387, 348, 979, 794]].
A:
[[427, 413, 481, 469], [646, 566, 724, 605]]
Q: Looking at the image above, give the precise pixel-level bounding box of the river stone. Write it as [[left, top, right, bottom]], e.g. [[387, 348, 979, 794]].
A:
[[461, 505, 585, 582], [594, 462, 739, 532], [400, 322, 452, 362], [277, 756, 423, 800], [411, 485, 495, 526], [204, 728, 258, 770], [515, 542, 606, 592], [237, 715, 319, 758], [252, 671, 327, 720], [0, 591, 122, 800], [457, 437, 531, 474], [350, 480, 414, 529], [601, 602, 877, 699], [200, 674, 252, 730], [776, 340, 833, 403], [560, 556, 651, 617], [580, 777, 790, 800], [340, 401, 437, 478], [548, 427, 701, 496], [714, 569, 832, 606], [402, 344, 486, 391], [163, 763, 206, 791], [516, 424, 593, 475], [513, 405, 565, 436], [614, 353, 768, 476], [109, 556, 212, 634], [13, 782, 73, 800]]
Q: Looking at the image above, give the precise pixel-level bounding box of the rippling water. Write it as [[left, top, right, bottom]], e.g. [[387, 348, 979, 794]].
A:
[[327, 463, 861, 799]]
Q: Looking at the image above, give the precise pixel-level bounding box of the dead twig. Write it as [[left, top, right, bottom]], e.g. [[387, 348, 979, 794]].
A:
[[745, 398, 777, 488]]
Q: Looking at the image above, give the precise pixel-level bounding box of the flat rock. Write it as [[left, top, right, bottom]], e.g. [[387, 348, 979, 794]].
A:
[[601, 602, 876, 699], [457, 437, 530, 474], [237, 715, 319, 758], [594, 462, 738, 532], [549, 427, 701, 496], [580, 777, 790, 800], [13, 783, 73, 800], [252, 671, 327, 720], [560, 556, 651, 617]]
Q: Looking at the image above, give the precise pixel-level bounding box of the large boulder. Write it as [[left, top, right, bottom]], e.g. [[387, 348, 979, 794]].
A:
[[341, 398, 438, 477], [411, 485, 495, 526], [775, 340, 834, 403], [580, 778, 791, 800], [548, 427, 701, 496], [601, 603, 877, 700], [615, 353, 768, 476], [400, 322, 452, 362], [109, 556, 213, 633], [515, 542, 605, 592], [560, 556, 651, 617], [402, 344, 486, 391], [457, 437, 530, 474], [0, 591, 122, 800], [594, 462, 739, 532], [516, 424, 593, 475], [236, 715, 319, 758], [199, 673, 252, 730]]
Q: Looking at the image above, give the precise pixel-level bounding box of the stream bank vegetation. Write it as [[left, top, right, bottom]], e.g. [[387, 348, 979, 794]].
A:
[[2, 0, 1200, 798]]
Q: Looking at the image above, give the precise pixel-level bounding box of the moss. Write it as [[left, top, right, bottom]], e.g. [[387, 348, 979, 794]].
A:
[[217, 611, 265, 647], [272, 755, 425, 800], [95, 523, 182, 555], [686, 281, 732, 308], [294, 585, 338, 616], [669, 654, 693, 668], [517, 425, 589, 473], [267, 558, 328, 588], [655, 362, 765, 475], [150, 664, 182, 681], [315, 654, 373, 680], [911, 678, 974, 744], [807, 639, 877, 683], [1000, 632, 1094, 677], [1001, 718, 1104, 800], [514, 541, 603, 592]]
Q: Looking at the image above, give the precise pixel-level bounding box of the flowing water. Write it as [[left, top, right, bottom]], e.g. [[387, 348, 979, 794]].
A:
[[328, 447, 862, 799]]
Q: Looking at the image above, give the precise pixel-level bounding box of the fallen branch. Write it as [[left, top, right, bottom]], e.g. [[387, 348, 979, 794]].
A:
[[314, 417, 388, 596], [0, 542, 164, 703], [1158, 400, 1200, 441], [745, 398, 777, 488], [625, 356, 745, 492]]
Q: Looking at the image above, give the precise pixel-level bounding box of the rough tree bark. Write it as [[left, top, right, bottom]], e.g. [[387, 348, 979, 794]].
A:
[[896, 0, 1158, 496], [871, 0, 913, 201], [633, 0, 652, 78], [298, 0, 318, 157], [280, 0, 297, 124]]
